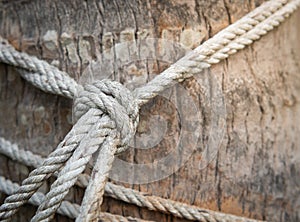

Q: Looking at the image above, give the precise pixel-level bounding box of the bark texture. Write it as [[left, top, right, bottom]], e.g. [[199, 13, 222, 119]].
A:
[[0, 0, 300, 221]]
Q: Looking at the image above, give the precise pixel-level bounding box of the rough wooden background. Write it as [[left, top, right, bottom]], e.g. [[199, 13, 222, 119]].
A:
[[0, 0, 300, 221]]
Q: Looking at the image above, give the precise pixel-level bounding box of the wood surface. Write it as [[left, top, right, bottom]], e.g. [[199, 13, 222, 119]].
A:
[[0, 0, 300, 221]]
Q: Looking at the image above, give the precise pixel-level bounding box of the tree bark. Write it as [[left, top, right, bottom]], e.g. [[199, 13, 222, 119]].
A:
[[0, 0, 300, 221]]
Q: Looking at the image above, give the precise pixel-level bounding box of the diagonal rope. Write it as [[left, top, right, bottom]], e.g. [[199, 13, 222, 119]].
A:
[[75, 137, 118, 222], [0, 137, 89, 188], [29, 110, 114, 222], [133, 0, 300, 105], [0, 109, 101, 220], [0, 0, 299, 221], [0, 38, 79, 99], [0, 176, 153, 222], [30, 80, 139, 222], [0, 0, 295, 106], [0, 137, 262, 222]]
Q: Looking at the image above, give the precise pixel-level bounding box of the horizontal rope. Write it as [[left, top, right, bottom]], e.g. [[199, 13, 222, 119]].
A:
[[0, 109, 104, 221], [31, 110, 116, 222], [0, 38, 79, 99], [0, 176, 153, 222], [0, 0, 299, 107], [0, 0, 299, 221], [0, 137, 262, 222], [0, 137, 89, 188]]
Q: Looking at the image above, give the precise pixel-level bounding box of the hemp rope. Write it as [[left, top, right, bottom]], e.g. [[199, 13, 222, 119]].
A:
[[0, 0, 299, 221], [0, 176, 153, 222], [0, 137, 261, 222]]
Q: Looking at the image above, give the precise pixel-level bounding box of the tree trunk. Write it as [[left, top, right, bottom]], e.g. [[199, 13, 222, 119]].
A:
[[0, 0, 300, 221]]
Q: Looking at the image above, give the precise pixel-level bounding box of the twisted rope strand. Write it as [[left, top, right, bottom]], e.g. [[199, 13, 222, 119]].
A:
[[30, 80, 139, 222], [199, 0, 300, 64], [133, 0, 300, 105], [0, 176, 79, 220], [0, 137, 44, 169], [105, 183, 262, 222], [31, 111, 117, 222], [0, 38, 79, 99], [0, 0, 293, 105], [0, 137, 89, 188], [0, 176, 152, 222], [0, 137, 262, 222], [0, 0, 299, 221], [0, 109, 102, 220], [76, 137, 117, 222]]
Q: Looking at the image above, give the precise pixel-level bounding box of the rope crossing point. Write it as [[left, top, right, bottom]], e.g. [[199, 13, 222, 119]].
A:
[[0, 138, 262, 222], [0, 176, 153, 222], [0, 0, 299, 221]]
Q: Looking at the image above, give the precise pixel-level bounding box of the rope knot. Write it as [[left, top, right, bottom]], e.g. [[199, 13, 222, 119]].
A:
[[73, 79, 139, 153]]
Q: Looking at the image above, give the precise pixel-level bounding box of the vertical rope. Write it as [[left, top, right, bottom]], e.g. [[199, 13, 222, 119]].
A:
[[0, 0, 299, 221]]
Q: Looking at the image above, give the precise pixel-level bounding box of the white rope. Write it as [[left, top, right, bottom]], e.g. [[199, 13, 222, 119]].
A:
[[0, 138, 43, 169], [0, 137, 89, 188], [133, 0, 299, 105], [0, 137, 262, 222], [0, 109, 99, 220], [0, 176, 79, 219], [0, 0, 299, 221], [0, 176, 152, 222], [0, 38, 79, 99], [0, 0, 297, 106], [29, 80, 139, 222], [0, 79, 139, 222]]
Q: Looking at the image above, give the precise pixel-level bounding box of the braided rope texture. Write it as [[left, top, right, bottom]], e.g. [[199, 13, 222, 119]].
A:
[[133, 0, 300, 104], [0, 110, 100, 220], [0, 38, 79, 99], [0, 0, 299, 221], [0, 137, 261, 222], [0, 79, 139, 222], [0, 0, 298, 106], [0, 176, 152, 222]]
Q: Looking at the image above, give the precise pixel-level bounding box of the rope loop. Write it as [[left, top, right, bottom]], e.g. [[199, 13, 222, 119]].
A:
[[0, 0, 299, 220], [73, 79, 139, 153]]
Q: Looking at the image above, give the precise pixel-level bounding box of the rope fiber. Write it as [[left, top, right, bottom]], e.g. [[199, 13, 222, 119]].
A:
[[0, 175, 153, 222], [0, 137, 261, 222], [0, 0, 299, 221]]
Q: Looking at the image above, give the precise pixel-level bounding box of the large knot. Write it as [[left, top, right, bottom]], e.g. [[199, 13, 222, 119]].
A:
[[73, 79, 139, 153]]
